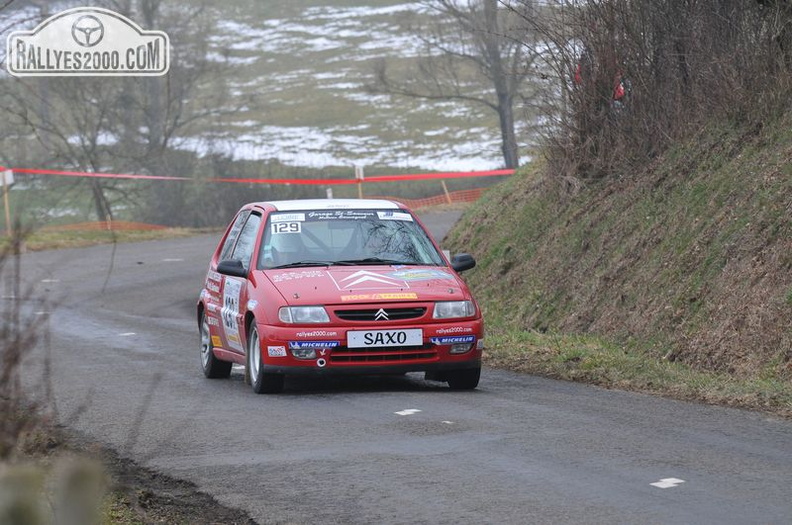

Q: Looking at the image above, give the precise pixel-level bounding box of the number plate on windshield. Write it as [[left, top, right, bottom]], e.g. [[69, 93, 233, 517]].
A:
[[347, 329, 423, 348]]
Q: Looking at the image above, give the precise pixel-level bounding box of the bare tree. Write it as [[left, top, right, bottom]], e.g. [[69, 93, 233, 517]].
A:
[[515, 0, 792, 180], [372, 0, 541, 169], [0, 0, 248, 223]]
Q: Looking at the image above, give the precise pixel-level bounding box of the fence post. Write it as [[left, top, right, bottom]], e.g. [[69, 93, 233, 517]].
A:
[[440, 180, 452, 204], [2, 170, 14, 237], [355, 165, 364, 199]]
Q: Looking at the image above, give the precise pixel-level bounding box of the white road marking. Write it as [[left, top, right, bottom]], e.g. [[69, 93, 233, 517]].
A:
[[442, 421, 454, 425], [120, 332, 136, 337], [650, 478, 686, 489], [34, 311, 49, 316], [163, 258, 184, 262], [394, 409, 421, 416], [41, 279, 60, 283]]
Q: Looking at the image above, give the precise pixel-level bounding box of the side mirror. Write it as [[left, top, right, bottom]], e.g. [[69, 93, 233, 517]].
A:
[[451, 253, 476, 273], [217, 259, 248, 278]]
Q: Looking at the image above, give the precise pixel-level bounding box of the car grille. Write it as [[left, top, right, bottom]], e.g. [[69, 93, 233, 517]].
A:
[[334, 307, 427, 322], [330, 343, 436, 363]]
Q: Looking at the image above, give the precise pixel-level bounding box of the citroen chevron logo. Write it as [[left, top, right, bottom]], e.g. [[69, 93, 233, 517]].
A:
[[374, 308, 389, 321], [333, 270, 409, 290]]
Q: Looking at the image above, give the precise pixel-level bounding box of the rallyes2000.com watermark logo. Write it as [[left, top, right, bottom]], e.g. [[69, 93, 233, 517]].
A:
[[7, 7, 169, 77]]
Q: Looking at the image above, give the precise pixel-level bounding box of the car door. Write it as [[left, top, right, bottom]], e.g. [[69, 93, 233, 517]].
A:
[[219, 212, 262, 354], [204, 210, 249, 350]]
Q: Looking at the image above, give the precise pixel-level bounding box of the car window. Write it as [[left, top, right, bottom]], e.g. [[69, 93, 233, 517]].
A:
[[231, 213, 262, 270], [219, 210, 250, 261], [258, 209, 444, 269]]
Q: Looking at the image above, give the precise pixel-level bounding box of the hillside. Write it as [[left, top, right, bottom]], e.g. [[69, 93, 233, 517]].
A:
[[447, 115, 791, 389]]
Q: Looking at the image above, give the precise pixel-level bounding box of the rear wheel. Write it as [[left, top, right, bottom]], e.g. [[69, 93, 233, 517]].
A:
[[446, 367, 480, 390], [200, 312, 231, 379], [247, 325, 285, 394]]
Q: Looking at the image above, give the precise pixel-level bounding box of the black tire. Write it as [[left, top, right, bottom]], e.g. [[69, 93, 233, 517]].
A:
[[200, 312, 232, 379], [446, 367, 481, 390], [247, 325, 285, 394]]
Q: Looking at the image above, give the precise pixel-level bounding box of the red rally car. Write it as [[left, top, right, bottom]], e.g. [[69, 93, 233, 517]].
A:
[[197, 199, 483, 394]]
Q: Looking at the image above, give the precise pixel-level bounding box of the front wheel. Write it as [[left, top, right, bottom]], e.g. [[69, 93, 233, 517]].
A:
[[446, 367, 480, 390], [247, 325, 285, 394], [200, 312, 231, 379]]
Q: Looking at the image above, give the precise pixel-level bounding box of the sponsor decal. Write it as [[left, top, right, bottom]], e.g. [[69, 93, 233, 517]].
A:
[[436, 326, 473, 334], [211, 335, 222, 347], [389, 269, 452, 281], [206, 281, 220, 294], [207, 271, 222, 282], [377, 211, 413, 222], [271, 222, 301, 234], [307, 210, 375, 221], [430, 335, 475, 345], [288, 341, 340, 349], [341, 292, 418, 302], [271, 270, 326, 283], [332, 270, 409, 290], [7, 7, 169, 77], [247, 300, 258, 310], [296, 330, 338, 337], [271, 213, 305, 222], [206, 316, 220, 327], [221, 278, 243, 351], [267, 345, 287, 357]]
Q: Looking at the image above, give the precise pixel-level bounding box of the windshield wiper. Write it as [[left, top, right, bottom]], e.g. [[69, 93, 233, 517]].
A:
[[335, 257, 417, 266], [270, 260, 356, 269]]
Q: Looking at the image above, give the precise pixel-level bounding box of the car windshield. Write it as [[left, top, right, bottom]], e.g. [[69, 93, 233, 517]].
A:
[[258, 209, 445, 270]]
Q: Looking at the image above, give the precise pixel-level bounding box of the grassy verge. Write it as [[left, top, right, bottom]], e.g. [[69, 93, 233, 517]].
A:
[[6, 228, 219, 252], [484, 325, 792, 418]]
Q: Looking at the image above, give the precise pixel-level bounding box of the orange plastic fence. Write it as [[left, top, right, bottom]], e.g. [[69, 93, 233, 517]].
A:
[[369, 188, 485, 209]]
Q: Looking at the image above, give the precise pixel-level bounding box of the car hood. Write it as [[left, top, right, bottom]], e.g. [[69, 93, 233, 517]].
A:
[[262, 266, 466, 305]]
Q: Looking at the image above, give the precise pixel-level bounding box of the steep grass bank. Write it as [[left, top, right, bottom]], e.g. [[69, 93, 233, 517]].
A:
[[447, 116, 791, 411]]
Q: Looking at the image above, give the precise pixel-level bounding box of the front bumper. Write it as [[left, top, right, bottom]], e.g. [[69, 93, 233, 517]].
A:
[[257, 319, 483, 375]]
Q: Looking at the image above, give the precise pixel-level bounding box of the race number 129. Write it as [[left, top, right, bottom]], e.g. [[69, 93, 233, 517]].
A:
[[272, 222, 301, 234]]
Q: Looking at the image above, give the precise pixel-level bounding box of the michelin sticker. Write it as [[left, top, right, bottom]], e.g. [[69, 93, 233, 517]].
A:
[[289, 341, 340, 349], [430, 336, 476, 345]]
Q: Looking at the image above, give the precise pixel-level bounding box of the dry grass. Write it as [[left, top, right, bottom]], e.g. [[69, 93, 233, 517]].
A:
[[447, 116, 791, 413]]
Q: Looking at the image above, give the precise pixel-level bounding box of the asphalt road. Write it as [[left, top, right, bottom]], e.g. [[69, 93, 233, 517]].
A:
[[16, 211, 792, 525]]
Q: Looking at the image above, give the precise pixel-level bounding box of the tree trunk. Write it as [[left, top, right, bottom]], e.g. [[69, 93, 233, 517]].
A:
[[497, 92, 519, 169], [485, 0, 520, 169], [90, 180, 111, 222]]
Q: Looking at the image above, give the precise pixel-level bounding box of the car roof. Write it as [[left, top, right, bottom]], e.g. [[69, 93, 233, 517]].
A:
[[257, 199, 404, 212]]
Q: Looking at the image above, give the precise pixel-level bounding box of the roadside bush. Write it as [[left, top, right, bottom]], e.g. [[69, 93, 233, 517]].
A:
[[0, 228, 106, 525], [528, 0, 792, 179]]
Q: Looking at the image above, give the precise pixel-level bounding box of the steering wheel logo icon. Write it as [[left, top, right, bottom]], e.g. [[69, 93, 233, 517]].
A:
[[71, 15, 104, 47]]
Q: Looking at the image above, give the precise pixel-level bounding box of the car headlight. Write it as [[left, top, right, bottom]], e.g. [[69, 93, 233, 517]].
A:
[[433, 300, 475, 319], [278, 306, 330, 324]]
